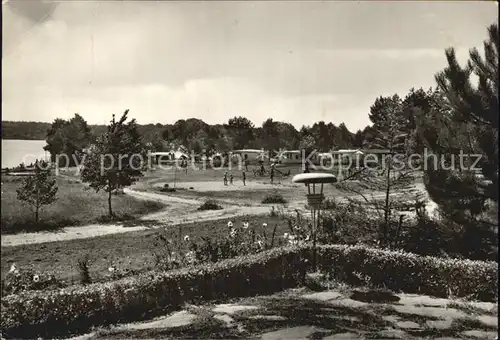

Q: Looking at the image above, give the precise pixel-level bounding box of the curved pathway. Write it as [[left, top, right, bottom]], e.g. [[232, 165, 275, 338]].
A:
[[1, 175, 433, 248], [1, 181, 273, 247]]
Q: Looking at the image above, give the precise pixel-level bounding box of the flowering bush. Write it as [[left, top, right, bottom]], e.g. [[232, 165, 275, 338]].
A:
[[153, 233, 195, 271], [152, 219, 299, 267], [2, 264, 64, 296], [105, 261, 141, 282], [189, 221, 284, 263]]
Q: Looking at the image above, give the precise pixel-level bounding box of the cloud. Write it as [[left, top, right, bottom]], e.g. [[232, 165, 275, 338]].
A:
[[5, 0, 57, 23], [2, 1, 497, 131]]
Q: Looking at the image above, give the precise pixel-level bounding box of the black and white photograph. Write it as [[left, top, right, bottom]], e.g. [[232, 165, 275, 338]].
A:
[[1, 0, 498, 339]]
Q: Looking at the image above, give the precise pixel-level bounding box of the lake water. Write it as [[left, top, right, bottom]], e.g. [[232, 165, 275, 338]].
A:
[[1, 139, 50, 169]]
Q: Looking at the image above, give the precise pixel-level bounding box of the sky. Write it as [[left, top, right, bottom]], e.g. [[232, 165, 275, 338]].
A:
[[2, 1, 497, 131]]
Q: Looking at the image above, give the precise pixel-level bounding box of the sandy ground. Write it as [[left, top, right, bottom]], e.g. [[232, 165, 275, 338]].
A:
[[153, 180, 298, 192], [1, 177, 436, 248]]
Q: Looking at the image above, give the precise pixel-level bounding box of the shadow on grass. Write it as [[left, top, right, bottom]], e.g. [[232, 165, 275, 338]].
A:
[[121, 218, 166, 229], [0, 218, 76, 235], [235, 297, 389, 337], [95, 214, 165, 229], [89, 298, 386, 339], [92, 315, 242, 340], [403, 316, 499, 339]]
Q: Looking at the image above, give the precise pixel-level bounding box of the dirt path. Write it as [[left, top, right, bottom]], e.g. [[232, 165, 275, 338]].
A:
[[1, 176, 435, 248], [1, 182, 274, 247]]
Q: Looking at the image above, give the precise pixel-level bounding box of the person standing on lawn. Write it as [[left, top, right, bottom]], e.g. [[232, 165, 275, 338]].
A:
[[242, 169, 246, 186], [270, 162, 275, 184], [223, 171, 228, 186], [229, 172, 234, 185]]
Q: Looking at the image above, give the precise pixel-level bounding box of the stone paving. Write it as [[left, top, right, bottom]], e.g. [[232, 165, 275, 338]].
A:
[[81, 287, 498, 339]]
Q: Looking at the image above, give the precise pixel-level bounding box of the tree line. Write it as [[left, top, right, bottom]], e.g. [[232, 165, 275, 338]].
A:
[[3, 117, 372, 158], [15, 22, 498, 260]]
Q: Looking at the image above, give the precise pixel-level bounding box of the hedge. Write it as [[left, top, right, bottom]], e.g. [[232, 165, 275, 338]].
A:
[[1, 244, 497, 339], [317, 244, 498, 302], [1, 246, 308, 339]]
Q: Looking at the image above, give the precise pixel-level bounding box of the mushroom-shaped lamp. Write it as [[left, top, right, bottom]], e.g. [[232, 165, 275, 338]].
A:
[[292, 173, 337, 271], [292, 173, 337, 209]]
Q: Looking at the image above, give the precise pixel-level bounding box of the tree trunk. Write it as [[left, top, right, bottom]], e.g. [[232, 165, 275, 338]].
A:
[[108, 188, 113, 216], [393, 215, 404, 249], [382, 162, 392, 246]]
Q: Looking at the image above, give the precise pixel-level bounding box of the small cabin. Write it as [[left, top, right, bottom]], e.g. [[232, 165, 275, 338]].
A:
[[275, 150, 321, 165], [360, 149, 392, 163], [150, 151, 189, 164], [331, 149, 364, 165], [231, 149, 269, 165]]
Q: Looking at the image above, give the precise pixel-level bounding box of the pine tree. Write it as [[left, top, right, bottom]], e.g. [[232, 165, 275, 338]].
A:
[[419, 22, 498, 228], [80, 110, 146, 217], [16, 160, 58, 223]]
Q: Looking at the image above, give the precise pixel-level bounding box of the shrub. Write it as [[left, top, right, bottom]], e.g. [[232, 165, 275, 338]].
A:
[[78, 255, 91, 285], [197, 199, 223, 211], [262, 193, 287, 204], [154, 220, 288, 266], [1, 244, 497, 338], [159, 187, 176, 193], [1, 246, 308, 339], [2, 265, 64, 296], [317, 244, 498, 302]]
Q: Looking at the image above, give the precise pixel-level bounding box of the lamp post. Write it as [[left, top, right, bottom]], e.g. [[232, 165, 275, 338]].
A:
[[292, 173, 337, 271]]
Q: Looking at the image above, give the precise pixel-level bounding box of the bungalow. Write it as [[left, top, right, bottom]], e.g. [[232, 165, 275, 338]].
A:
[[331, 149, 364, 165], [360, 149, 392, 163], [231, 149, 269, 165], [274, 150, 321, 165], [150, 150, 189, 164]]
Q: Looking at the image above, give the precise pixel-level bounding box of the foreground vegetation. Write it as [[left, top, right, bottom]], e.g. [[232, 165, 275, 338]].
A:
[[0, 176, 164, 234], [1, 215, 281, 284], [0, 19, 497, 340], [1, 243, 497, 338]]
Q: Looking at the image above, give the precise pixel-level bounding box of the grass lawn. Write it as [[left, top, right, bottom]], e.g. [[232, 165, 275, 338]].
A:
[[1, 214, 291, 284], [0, 175, 165, 235]]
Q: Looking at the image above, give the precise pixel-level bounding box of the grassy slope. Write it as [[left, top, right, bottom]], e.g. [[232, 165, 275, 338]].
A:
[[0, 176, 164, 234]]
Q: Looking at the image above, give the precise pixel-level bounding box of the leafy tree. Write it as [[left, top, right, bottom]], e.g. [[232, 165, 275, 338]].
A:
[[310, 121, 331, 151], [161, 127, 171, 142], [298, 134, 316, 162], [261, 118, 280, 153], [418, 22, 498, 230], [226, 116, 255, 149], [44, 114, 92, 167], [80, 110, 146, 217], [16, 160, 58, 223]]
